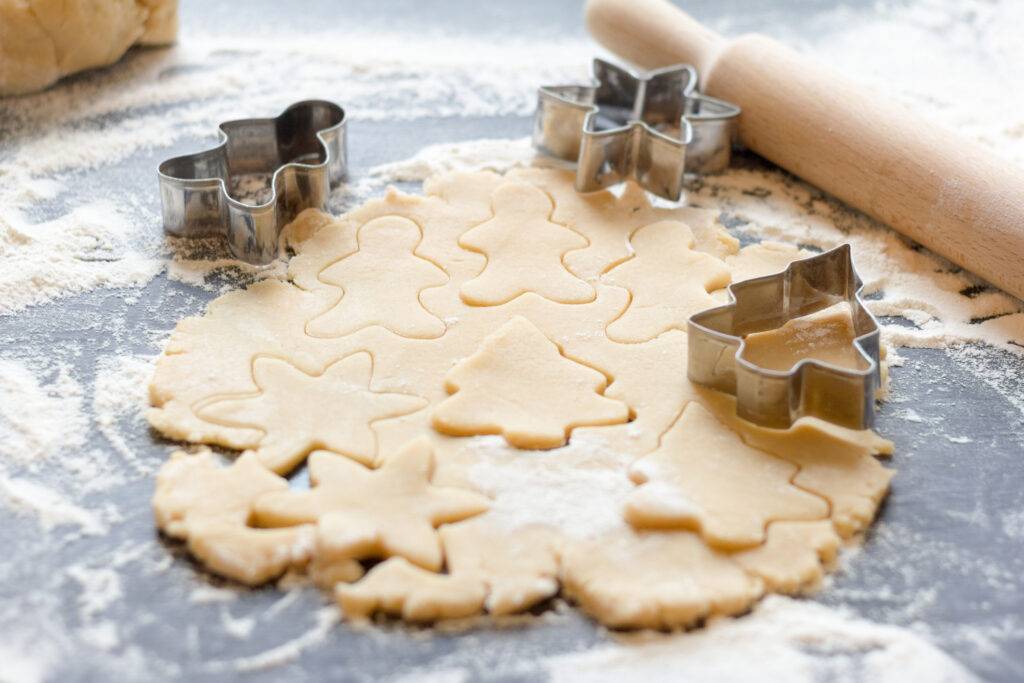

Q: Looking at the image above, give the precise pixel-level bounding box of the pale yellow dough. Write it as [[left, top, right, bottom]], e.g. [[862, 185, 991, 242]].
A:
[[149, 167, 894, 629], [432, 316, 630, 448], [152, 450, 315, 586], [624, 402, 828, 550], [254, 437, 490, 572], [197, 353, 427, 474], [0, 0, 179, 95], [742, 301, 866, 372]]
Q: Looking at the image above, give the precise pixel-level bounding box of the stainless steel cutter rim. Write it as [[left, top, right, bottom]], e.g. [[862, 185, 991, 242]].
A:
[[687, 243, 881, 429], [534, 58, 741, 201], [157, 99, 346, 212], [545, 60, 704, 151], [157, 99, 347, 265]]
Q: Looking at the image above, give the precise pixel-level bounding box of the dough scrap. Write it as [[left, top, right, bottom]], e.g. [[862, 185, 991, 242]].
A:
[[561, 531, 762, 630], [625, 402, 829, 550], [733, 520, 841, 593], [459, 183, 593, 305], [0, 0, 178, 95], [441, 519, 560, 616], [432, 316, 631, 448], [253, 438, 490, 572], [698, 388, 894, 538], [307, 215, 449, 339], [149, 168, 894, 630], [153, 450, 314, 585], [603, 220, 732, 342], [336, 557, 486, 622], [742, 302, 866, 372], [197, 353, 426, 474]]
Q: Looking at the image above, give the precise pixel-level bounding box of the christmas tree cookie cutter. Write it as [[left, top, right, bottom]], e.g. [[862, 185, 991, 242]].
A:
[[158, 100, 347, 265], [533, 58, 740, 202], [687, 244, 881, 430]]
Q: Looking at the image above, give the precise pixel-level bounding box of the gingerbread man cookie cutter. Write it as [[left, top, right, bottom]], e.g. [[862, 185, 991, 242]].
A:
[[158, 100, 347, 265], [533, 58, 740, 201], [687, 244, 881, 430]]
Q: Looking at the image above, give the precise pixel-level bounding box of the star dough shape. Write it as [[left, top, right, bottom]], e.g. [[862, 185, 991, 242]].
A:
[[253, 438, 490, 572], [197, 353, 427, 474], [432, 316, 631, 448]]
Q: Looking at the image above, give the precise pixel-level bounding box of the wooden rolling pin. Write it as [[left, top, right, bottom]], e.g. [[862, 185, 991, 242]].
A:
[[586, 0, 1024, 301]]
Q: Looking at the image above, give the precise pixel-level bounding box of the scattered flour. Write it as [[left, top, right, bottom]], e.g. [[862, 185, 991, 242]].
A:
[[543, 596, 977, 683], [92, 354, 158, 473], [0, 201, 163, 315], [66, 565, 124, 621], [0, 475, 107, 535], [189, 584, 241, 604], [1002, 510, 1024, 540], [219, 607, 257, 640], [369, 137, 537, 183], [900, 408, 924, 423], [0, 646, 50, 683], [0, 360, 86, 464], [206, 606, 341, 673], [466, 433, 634, 539]]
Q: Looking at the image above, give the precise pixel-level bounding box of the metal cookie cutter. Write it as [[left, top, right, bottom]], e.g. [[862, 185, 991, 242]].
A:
[[158, 100, 347, 265], [687, 244, 881, 430], [533, 58, 740, 201]]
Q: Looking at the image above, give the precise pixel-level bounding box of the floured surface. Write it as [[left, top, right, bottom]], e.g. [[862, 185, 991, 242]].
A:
[[148, 168, 892, 629], [2, 0, 1023, 681]]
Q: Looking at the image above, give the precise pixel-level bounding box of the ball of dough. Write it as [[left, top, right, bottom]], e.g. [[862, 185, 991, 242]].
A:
[[0, 0, 178, 96]]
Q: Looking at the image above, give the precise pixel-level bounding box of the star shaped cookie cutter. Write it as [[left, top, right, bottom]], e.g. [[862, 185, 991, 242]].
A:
[[533, 58, 740, 201], [687, 244, 881, 430], [158, 100, 347, 265]]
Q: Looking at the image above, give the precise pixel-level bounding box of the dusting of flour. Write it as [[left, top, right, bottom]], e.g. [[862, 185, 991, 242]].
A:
[[1, 0, 1022, 680], [543, 596, 977, 683], [465, 433, 633, 539], [0, 360, 86, 464]]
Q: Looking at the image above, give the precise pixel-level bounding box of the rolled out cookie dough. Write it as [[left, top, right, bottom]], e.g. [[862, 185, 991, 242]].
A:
[[0, 0, 178, 95], [149, 167, 894, 630]]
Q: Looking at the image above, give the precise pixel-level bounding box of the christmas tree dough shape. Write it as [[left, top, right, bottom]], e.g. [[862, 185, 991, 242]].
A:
[[459, 183, 594, 305], [625, 402, 829, 550], [198, 353, 426, 474], [432, 316, 630, 448], [307, 215, 449, 339]]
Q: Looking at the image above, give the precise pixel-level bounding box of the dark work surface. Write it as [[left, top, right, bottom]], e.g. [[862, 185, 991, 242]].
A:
[[0, 1, 1022, 682]]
